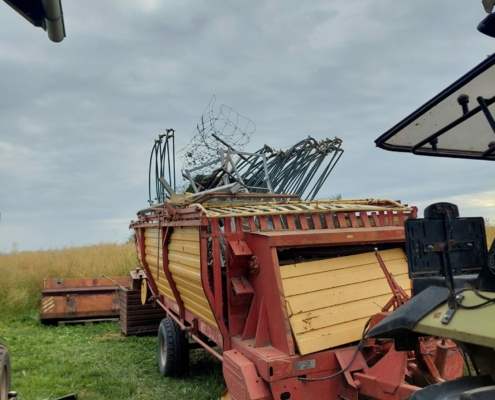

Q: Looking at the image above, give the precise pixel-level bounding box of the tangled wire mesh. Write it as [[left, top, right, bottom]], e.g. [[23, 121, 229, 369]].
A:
[[177, 96, 256, 177]]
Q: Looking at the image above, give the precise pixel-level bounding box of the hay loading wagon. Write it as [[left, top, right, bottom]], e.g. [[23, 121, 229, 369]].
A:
[[130, 195, 463, 400]]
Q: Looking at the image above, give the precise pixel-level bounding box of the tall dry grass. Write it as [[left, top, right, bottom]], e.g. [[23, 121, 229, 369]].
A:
[[486, 219, 495, 247], [0, 242, 138, 316]]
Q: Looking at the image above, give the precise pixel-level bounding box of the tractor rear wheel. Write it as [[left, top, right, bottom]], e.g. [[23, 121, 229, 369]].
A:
[[157, 317, 189, 377], [0, 343, 11, 400]]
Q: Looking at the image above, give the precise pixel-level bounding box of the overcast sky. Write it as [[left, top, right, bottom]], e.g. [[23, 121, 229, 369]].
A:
[[1, 1, 494, 252]]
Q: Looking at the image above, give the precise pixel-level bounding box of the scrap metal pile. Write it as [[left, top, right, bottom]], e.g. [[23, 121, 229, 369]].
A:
[[147, 96, 344, 205]]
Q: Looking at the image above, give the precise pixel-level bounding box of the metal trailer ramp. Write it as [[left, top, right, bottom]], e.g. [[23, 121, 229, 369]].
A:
[[40, 276, 129, 324]]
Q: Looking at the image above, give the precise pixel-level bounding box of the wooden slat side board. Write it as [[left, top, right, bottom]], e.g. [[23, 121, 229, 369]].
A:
[[168, 227, 218, 328], [144, 226, 218, 328], [280, 248, 410, 355]]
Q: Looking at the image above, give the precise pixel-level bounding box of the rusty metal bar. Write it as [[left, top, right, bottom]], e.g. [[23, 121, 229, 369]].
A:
[[131, 219, 206, 228], [374, 248, 410, 310], [261, 226, 406, 247], [386, 210, 395, 226], [224, 217, 232, 234], [160, 226, 186, 321], [337, 213, 347, 228], [43, 286, 121, 295], [299, 214, 309, 230], [211, 219, 223, 319], [157, 299, 223, 362], [311, 213, 322, 229], [272, 215, 283, 229], [199, 226, 230, 350], [286, 214, 296, 229], [248, 217, 257, 232], [191, 333, 224, 362], [371, 212, 380, 227], [137, 228, 159, 296], [349, 212, 359, 228], [259, 216, 269, 230], [324, 213, 335, 229], [379, 211, 386, 227], [235, 217, 244, 232], [102, 275, 128, 291], [360, 212, 371, 228]]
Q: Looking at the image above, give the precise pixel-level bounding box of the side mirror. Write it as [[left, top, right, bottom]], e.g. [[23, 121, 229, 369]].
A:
[[478, 13, 495, 38]]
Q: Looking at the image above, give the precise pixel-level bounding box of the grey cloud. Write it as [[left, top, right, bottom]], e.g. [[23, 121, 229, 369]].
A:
[[0, 0, 493, 250]]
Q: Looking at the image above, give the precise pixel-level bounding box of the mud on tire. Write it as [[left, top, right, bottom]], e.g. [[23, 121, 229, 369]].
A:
[[157, 317, 189, 377], [0, 343, 10, 400]]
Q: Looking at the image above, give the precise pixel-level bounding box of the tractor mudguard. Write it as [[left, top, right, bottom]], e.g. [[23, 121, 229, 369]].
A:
[[406, 375, 494, 400], [367, 286, 448, 346], [412, 275, 477, 296]]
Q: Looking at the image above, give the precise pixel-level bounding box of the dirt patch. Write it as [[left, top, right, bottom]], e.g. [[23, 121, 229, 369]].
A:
[[94, 333, 122, 340]]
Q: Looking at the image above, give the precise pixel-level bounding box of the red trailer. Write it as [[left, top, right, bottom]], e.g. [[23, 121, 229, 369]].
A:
[[130, 195, 463, 399]]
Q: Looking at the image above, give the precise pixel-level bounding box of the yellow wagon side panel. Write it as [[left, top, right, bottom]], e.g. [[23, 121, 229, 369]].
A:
[[144, 228, 174, 300], [143, 227, 217, 328], [168, 227, 218, 328], [280, 248, 410, 355]]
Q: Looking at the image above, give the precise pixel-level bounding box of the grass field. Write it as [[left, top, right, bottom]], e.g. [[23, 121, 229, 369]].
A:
[[486, 221, 495, 246], [1, 222, 494, 399], [0, 242, 224, 399], [0, 317, 223, 400]]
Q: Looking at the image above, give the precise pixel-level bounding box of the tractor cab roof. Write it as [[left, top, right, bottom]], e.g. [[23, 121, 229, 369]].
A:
[[375, 53, 495, 161]]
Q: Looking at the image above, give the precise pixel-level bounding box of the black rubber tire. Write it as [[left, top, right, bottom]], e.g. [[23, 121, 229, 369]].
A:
[[157, 318, 189, 377], [0, 343, 10, 400], [407, 375, 495, 400]]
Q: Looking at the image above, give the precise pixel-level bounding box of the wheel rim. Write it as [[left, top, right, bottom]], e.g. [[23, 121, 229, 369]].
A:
[[0, 365, 7, 400], [159, 330, 167, 368]]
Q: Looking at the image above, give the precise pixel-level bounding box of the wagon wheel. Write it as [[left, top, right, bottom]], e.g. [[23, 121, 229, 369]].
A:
[[157, 317, 189, 377], [0, 343, 11, 400]]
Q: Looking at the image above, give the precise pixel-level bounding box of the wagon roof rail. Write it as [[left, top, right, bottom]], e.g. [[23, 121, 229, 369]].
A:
[[194, 198, 412, 219]]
